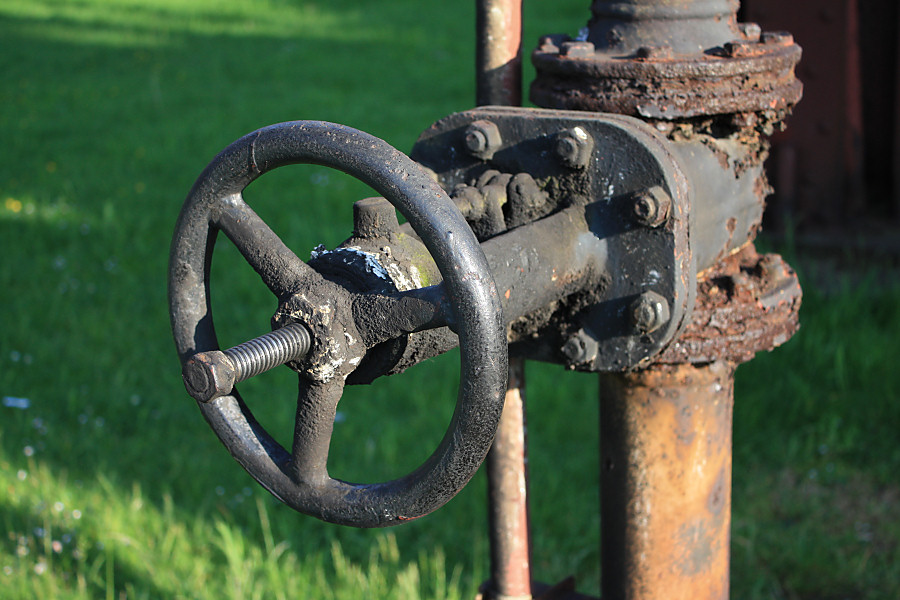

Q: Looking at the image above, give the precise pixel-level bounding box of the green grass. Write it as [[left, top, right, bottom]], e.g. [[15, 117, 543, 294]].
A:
[[1, 1, 898, 598]]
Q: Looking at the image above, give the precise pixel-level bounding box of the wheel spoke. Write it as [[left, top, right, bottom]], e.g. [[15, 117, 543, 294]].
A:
[[289, 377, 345, 487], [351, 283, 455, 347], [214, 193, 317, 298]]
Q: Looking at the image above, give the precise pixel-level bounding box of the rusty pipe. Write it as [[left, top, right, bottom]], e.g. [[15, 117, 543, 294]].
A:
[[486, 360, 532, 600], [599, 361, 734, 600], [476, 0, 523, 106]]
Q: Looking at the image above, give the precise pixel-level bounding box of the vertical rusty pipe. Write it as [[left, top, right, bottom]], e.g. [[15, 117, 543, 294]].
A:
[[486, 360, 532, 600], [477, 4, 528, 597], [476, 0, 523, 106], [599, 361, 734, 600]]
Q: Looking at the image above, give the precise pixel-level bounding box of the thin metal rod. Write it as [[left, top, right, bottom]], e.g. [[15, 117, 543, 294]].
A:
[[599, 361, 734, 600], [476, 0, 523, 106], [477, 2, 529, 598], [486, 359, 532, 600]]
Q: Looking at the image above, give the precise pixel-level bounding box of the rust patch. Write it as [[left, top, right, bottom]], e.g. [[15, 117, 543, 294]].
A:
[[657, 244, 801, 365]]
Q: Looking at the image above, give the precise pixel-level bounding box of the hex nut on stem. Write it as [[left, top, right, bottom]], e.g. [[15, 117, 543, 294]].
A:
[[631, 186, 672, 228], [464, 120, 502, 160], [183, 351, 236, 402], [631, 292, 671, 335], [354, 197, 399, 238], [555, 127, 594, 169]]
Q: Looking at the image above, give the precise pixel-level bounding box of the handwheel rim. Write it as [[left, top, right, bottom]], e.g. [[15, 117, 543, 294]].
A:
[[168, 121, 508, 527]]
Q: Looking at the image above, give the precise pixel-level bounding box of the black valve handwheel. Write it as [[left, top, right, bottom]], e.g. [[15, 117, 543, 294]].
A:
[[168, 121, 507, 527]]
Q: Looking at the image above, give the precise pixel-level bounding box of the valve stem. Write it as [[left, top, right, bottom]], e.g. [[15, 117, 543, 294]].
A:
[[182, 323, 312, 402]]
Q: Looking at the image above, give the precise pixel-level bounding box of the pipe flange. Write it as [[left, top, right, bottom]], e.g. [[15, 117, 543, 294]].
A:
[[531, 31, 802, 120]]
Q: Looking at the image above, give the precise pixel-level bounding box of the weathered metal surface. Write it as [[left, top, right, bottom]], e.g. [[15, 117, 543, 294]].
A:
[[599, 361, 735, 600], [658, 244, 801, 364], [411, 106, 695, 371], [485, 360, 533, 600], [169, 121, 507, 527]]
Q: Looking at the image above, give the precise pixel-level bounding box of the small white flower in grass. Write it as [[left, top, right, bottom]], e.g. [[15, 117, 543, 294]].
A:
[[3, 396, 30, 409], [34, 560, 47, 575], [72, 510, 82, 520], [53, 502, 64, 513], [23, 446, 34, 457], [52, 540, 62, 553], [17, 470, 27, 481], [15, 545, 28, 557], [3, 566, 12, 576]]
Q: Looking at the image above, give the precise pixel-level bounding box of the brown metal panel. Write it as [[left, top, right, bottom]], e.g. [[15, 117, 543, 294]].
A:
[[743, 0, 866, 229]]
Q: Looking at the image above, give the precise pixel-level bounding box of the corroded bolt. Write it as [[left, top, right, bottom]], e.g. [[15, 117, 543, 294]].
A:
[[636, 44, 673, 60], [353, 197, 399, 238], [631, 186, 671, 228], [739, 22, 762, 41], [554, 127, 594, 169], [630, 292, 671, 335], [723, 39, 758, 58], [182, 323, 312, 402], [561, 329, 598, 366], [464, 120, 502, 160], [761, 31, 793, 46], [560, 40, 595, 58]]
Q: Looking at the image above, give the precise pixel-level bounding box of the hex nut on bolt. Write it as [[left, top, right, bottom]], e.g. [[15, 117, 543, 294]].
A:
[[561, 329, 598, 366], [464, 120, 502, 160], [555, 127, 594, 169], [630, 292, 671, 335], [631, 186, 672, 228], [182, 351, 236, 403]]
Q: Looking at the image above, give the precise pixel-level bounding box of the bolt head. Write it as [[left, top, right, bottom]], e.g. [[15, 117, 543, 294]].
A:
[[739, 22, 762, 41], [560, 40, 595, 59], [631, 186, 671, 228], [182, 351, 235, 402], [630, 292, 671, 335], [561, 330, 598, 366], [554, 127, 594, 169], [636, 45, 673, 60], [761, 31, 793, 46], [464, 120, 502, 160]]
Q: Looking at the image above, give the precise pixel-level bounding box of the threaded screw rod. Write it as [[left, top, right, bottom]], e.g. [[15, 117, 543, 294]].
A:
[[182, 323, 312, 402]]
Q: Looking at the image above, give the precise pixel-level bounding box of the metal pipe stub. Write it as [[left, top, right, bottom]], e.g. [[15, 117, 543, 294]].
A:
[[600, 361, 735, 600]]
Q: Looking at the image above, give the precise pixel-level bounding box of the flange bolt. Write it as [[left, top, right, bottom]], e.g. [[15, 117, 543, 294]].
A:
[[561, 329, 598, 366], [631, 186, 671, 228], [464, 120, 502, 160], [630, 292, 671, 335], [555, 127, 594, 169]]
